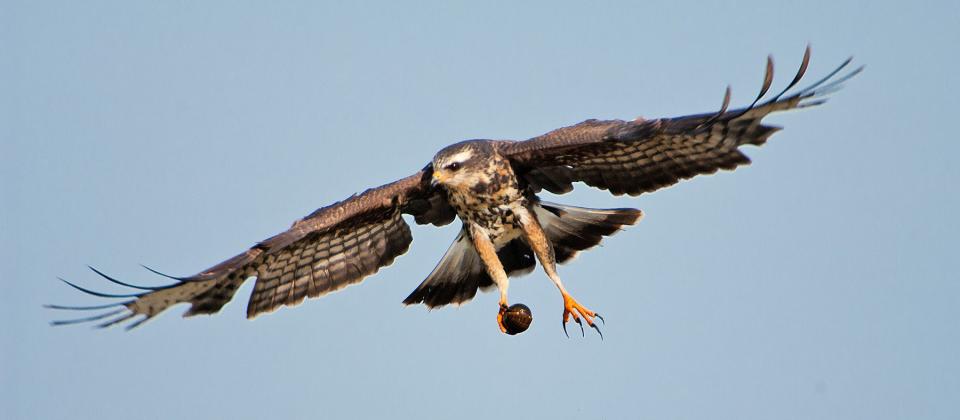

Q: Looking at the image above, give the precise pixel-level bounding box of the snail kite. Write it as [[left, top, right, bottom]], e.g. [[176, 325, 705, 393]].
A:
[[50, 47, 860, 336]]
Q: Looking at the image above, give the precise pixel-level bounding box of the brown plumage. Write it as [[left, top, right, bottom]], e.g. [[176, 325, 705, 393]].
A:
[[49, 47, 861, 332]]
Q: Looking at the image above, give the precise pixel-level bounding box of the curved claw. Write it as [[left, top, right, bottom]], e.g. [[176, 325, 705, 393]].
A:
[[574, 317, 585, 337], [563, 320, 570, 338], [561, 294, 604, 339], [595, 313, 605, 325], [590, 322, 604, 340]]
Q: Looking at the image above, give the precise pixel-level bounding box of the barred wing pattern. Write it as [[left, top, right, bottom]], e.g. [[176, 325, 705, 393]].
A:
[[245, 206, 411, 318], [507, 47, 862, 196], [49, 170, 445, 329]]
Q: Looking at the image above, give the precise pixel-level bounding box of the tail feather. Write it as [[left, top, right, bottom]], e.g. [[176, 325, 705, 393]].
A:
[[535, 202, 643, 263], [401, 228, 536, 308], [403, 202, 642, 308]]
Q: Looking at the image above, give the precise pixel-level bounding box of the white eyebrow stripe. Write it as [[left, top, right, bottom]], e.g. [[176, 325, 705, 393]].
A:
[[446, 150, 474, 165]]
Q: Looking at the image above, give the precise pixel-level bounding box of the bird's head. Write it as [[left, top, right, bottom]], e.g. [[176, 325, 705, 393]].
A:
[[430, 140, 493, 190]]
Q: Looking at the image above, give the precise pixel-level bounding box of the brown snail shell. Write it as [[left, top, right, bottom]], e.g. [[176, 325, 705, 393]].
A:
[[502, 303, 532, 335]]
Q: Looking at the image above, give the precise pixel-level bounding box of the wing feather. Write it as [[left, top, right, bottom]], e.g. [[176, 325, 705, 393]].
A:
[[505, 49, 860, 197], [51, 168, 450, 328]]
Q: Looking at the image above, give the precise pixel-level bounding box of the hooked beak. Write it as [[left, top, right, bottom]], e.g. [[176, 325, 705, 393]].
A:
[[431, 171, 443, 187]]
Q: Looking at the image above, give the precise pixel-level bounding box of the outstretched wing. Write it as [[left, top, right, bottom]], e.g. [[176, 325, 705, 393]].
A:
[[49, 168, 456, 329], [505, 47, 862, 196]]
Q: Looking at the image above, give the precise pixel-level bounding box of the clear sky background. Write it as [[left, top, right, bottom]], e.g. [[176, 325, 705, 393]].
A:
[[2, 1, 958, 419]]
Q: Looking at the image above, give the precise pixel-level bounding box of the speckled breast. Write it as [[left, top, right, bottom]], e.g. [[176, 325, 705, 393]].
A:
[[446, 171, 527, 247]]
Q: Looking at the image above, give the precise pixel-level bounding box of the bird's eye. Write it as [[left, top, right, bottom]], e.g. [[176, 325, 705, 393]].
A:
[[445, 162, 462, 171]]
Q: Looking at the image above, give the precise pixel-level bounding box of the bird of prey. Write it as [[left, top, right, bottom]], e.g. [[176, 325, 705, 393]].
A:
[[50, 47, 860, 336]]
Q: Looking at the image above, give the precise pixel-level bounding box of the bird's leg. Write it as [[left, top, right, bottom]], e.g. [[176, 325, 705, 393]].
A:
[[518, 207, 603, 338], [468, 224, 510, 333], [548, 259, 604, 339]]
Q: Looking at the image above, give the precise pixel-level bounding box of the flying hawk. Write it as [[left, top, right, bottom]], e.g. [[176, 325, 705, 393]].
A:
[[50, 47, 860, 336]]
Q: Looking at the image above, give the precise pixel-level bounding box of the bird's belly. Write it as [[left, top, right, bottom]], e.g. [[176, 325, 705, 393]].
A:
[[476, 207, 524, 249], [449, 192, 526, 249], [490, 223, 523, 249]]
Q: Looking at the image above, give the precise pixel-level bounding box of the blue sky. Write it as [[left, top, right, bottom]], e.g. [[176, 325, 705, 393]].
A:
[[3, 1, 958, 419]]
